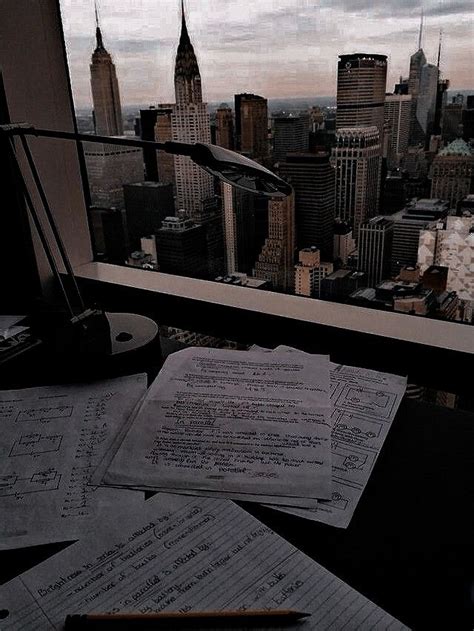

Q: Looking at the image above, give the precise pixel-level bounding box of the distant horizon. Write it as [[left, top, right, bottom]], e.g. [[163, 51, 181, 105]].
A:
[[74, 89, 474, 114]]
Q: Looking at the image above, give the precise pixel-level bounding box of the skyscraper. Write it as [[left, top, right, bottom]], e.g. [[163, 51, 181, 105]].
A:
[[90, 6, 123, 136], [390, 198, 449, 275], [430, 139, 474, 207], [171, 2, 214, 219], [221, 183, 255, 275], [333, 220, 357, 265], [253, 192, 296, 292], [123, 181, 174, 249], [408, 50, 426, 102], [336, 53, 387, 141], [336, 53, 386, 218], [358, 216, 394, 287], [83, 140, 143, 209], [442, 101, 464, 142], [384, 94, 412, 168], [407, 17, 439, 147], [156, 214, 208, 279], [463, 96, 474, 142], [279, 152, 335, 259], [294, 248, 334, 298], [333, 127, 382, 235], [154, 106, 175, 187], [272, 113, 309, 163], [215, 105, 234, 150], [139, 107, 159, 181], [234, 93, 268, 160], [415, 63, 439, 144]]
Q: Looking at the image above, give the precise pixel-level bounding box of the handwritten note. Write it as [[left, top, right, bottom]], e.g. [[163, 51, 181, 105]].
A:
[[0, 375, 147, 549], [103, 348, 332, 504], [250, 345, 407, 528], [0, 493, 409, 630]]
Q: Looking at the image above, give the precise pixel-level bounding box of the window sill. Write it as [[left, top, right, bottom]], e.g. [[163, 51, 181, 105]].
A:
[[75, 261, 473, 356]]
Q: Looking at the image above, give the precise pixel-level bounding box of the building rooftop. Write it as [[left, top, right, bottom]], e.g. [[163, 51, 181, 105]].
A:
[[324, 269, 358, 280], [350, 288, 377, 300], [361, 216, 394, 228], [391, 198, 450, 223], [377, 280, 420, 292], [214, 274, 268, 289], [124, 181, 172, 189], [438, 138, 473, 157], [338, 53, 387, 62], [414, 199, 446, 210]]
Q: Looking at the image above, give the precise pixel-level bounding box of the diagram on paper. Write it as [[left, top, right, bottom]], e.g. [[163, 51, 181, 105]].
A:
[[16, 405, 73, 422], [0, 468, 61, 497], [9, 433, 63, 457], [331, 442, 375, 485], [332, 410, 382, 447], [333, 385, 397, 420], [322, 490, 349, 511]]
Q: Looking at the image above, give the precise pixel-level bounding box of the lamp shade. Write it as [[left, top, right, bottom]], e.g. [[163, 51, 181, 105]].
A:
[[189, 143, 292, 198]]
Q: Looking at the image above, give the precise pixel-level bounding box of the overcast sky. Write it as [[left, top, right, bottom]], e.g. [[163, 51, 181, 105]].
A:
[[60, 0, 473, 108]]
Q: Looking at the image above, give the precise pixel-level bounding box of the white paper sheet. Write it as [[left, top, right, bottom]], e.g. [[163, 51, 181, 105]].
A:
[[0, 374, 147, 549], [250, 345, 407, 528], [0, 316, 26, 330], [0, 316, 27, 340], [104, 348, 332, 504], [0, 493, 409, 630]]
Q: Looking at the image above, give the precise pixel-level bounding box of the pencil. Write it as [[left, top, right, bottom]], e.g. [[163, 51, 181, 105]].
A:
[[64, 609, 311, 628]]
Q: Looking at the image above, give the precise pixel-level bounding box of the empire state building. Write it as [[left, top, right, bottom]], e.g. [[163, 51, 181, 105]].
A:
[[172, 1, 214, 219], [90, 9, 123, 136]]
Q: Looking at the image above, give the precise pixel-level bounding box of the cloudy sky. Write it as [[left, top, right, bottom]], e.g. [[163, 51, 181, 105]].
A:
[[60, 0, 473, 107]]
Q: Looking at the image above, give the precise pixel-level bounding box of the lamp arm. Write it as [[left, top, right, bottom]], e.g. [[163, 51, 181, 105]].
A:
[[0, 124, 199, 318], [18, 134, 86, 313], [5, 124, 193, 155], [3, 135, 76, 318]]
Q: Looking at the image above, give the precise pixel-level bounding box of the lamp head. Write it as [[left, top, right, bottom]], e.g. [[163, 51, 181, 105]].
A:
[[188, 143, 292, 198]]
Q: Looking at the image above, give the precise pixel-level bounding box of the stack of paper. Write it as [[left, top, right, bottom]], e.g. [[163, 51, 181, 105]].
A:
[[250, 345, 407, 528], [0, 374, 147, 550], [99, 346, 406, 527], [0, 349, 409, 629], [102, 348, 333, 507]]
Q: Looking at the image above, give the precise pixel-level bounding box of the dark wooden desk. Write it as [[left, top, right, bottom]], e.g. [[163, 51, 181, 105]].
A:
[[1, 342, 473, 630]]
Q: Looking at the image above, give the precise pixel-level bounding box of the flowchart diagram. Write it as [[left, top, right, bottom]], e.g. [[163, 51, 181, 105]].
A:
[[331, 409, 383, 447], [333, 383, 397, 420], [331, 441, 376, 487], [9, 433, 63, 457], [16, 405, 73, 422], [0, 468, 61, 497]]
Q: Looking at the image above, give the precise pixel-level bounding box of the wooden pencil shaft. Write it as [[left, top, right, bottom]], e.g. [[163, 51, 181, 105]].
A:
[[65, 610, 310, 629]]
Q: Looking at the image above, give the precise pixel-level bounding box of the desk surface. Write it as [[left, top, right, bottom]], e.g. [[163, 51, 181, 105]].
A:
[[1, 340, 473, 630]]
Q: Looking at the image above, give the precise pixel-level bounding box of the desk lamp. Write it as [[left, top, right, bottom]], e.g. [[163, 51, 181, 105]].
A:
[[1, 124, 291, 356]]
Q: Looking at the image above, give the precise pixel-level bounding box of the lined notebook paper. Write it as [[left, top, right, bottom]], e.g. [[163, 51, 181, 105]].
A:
[[0, 493, 409, 630]]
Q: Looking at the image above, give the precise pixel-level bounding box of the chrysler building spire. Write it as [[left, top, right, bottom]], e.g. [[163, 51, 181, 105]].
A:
[[174, 0, 202, 105], [171, 1, 214, 219]]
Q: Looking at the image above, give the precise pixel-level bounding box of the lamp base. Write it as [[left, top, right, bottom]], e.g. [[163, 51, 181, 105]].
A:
[[52, 309, 158, 357], [106, 312, 158, 355]]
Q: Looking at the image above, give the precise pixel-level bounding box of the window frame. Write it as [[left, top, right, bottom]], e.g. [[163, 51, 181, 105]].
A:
[[1, 0, 472, 395]]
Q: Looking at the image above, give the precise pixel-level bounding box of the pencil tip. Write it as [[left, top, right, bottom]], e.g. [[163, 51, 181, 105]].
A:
[[297, 612, 311, 618]]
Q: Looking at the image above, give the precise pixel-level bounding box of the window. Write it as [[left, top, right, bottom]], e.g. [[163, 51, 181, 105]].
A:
[[1, 0, 472, 405]]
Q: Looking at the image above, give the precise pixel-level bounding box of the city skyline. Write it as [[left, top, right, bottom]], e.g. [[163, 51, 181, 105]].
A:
[[61, 0, 473, 107]]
